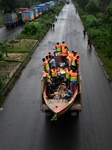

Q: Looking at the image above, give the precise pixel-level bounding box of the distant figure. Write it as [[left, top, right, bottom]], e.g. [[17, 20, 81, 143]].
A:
[[89, 39, 92, 49], [52, 23, 55, 30], [55, 15, 58, 21], [83, 29, 86, 38], [87, 38, 92, 49]]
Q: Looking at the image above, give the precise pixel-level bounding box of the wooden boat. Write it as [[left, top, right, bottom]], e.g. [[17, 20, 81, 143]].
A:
[[41, 55, 82, 121]]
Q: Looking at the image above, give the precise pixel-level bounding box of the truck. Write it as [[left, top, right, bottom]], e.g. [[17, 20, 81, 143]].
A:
[[34, 6, 42, 16], [18, 8, 29, 24], [49, 1, 55, 8], [30, 7, 39, 18], [37, 4, 46, 13], [2, 13, 19, 28], [19, 8, 29, 13], [21, 11, 35, 23], [45, 2, 50, 11]]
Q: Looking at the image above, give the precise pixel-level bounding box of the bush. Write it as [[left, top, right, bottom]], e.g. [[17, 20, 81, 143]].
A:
[[22, 22, 42, 35], [82, 15, 97, 29], [73, 0, 112, 79], [18, 1, 64, 40], [106, 46, 112, 59]]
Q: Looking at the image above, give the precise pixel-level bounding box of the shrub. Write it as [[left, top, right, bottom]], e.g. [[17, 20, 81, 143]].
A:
[[82, 15, 97, 29], [106, 46, 112, 59]]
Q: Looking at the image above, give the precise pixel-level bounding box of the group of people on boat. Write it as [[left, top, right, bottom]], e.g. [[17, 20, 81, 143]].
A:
[[42, 41, 80, 99]]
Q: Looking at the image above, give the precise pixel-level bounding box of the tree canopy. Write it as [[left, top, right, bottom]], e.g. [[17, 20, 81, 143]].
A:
[[85, 1, 100, 15], [0, 0, 42, 13]]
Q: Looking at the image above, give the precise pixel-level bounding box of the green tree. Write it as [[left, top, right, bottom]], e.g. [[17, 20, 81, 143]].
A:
[[85, 1, 100, 15], [75, 0, 89, 10], [1, 0, 33, 13], [1, 0, 20, 13], [99, 0, 111, 12]]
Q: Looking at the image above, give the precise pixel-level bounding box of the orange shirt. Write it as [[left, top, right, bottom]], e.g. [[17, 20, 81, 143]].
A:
[[62, 48, 68, 56], [61, 43, 67, 50], [46, 53, 50, 57]]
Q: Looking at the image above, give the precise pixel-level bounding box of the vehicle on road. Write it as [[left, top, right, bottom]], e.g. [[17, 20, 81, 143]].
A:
[[41, 52, 82, 121], [2, 13, 20, 28], [2, 1, 55, 28]]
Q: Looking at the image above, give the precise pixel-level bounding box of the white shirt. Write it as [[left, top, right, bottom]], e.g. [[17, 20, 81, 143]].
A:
[[50, 58, 56, 68]]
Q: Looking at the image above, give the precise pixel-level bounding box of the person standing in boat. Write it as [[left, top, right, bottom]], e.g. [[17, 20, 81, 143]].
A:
[[51, 66, 57, 86], [65, 67, 71, 88], [42, 58, 50, 73], [76, 55, 80, 69], [71, 52, 77, 70], [49, 56, 56, 68], [61, 46, 68, 63], [69, 68, 78, 93], [45, 55, 50, 64], [54, 42, 61, 55], [46, 52, 51, 62], [66, 51, 74, 67], [42, 70, 52, 84], [61, 41, 67, 50]]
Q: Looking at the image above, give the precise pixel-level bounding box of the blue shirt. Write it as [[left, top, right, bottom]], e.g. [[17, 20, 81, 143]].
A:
[[67, 90, 73, 96]]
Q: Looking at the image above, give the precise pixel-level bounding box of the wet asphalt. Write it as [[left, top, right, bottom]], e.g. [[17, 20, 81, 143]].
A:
[[0, 25, 23, 42], [0, 3, 112, 150]]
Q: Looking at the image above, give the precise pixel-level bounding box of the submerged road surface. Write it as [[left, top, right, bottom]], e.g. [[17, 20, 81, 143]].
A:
[[0, 3, 112, 150]]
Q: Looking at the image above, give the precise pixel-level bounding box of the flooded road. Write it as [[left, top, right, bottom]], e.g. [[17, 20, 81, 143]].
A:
[[0, 3, 112, 150]]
